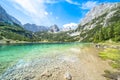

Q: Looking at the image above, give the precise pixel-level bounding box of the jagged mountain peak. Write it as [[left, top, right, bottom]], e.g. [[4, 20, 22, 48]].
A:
[[80, 3, 119, 26], [49, 24, 60, 33], [23, 23, 48, 32]]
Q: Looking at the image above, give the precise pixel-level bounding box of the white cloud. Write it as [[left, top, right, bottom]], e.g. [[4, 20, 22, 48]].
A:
[[11, 0, 59, 25], [44, 11, 49, 15], [63, 23, 78, 31], [55, 17, 59, 19], [66, 0, 80, 5], [81, 1, 98, 10], [45, 0, 61, 4]]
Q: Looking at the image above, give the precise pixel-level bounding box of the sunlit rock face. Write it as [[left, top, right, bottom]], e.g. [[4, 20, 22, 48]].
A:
[[75, 3, 120, 41], [80, 3, 119, 30], [49, 24, 60, 33]]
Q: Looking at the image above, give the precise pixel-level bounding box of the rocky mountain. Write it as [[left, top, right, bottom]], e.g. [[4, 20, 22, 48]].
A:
[[0, 5, 35, 42], [1, 3, 120, 43], [23, 23, 48, 32], [76, 3, 120, 42], [62, 23, 78, 31], [80, 3, 118, 26], [49, 24, 60, 33], [0, 5, 74, 42], [0, 5, 21, 25]]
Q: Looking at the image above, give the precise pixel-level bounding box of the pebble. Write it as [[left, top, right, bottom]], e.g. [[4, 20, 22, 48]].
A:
[[64, 72, 72, 80], [41, 69, 52, 77]]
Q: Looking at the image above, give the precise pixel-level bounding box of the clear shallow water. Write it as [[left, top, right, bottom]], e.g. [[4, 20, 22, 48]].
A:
[[0, 42, 90, 75]]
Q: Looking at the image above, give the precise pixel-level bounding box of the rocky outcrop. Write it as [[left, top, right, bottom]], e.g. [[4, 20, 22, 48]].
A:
[[49, 24, 60, 33], [80, 3, 118, 26], [79, 3, 120, 31]]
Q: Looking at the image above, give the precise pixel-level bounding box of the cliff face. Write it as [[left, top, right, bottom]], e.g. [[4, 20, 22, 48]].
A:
[[49, 24, 60, 33], [78, 3, 119, 31], [76, 3, 120, 42]]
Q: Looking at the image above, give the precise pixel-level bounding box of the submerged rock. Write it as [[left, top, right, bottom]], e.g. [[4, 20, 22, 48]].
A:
[[24, 75, 35, 80], [64, 72, 72, 80], [41, 69, 52, 77]]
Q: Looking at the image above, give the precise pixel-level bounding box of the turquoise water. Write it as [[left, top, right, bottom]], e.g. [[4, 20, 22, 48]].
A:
[[0, 43, 89, 75]]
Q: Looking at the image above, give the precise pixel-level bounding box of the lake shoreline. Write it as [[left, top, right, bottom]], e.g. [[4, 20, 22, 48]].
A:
[[0, 40, 82, 44], [0, 43, 113, 80]]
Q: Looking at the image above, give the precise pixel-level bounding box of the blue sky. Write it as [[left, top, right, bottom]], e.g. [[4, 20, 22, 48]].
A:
[[0, 0, 119, 27]]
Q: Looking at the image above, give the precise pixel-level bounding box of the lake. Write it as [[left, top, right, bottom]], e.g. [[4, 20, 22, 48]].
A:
[[0, 43, 88, 75], [0, 43, 110, 80]]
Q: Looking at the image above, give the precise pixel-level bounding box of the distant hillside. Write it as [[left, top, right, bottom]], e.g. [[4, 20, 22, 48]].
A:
[[23, 23, 48, 32], [0, 23, 35, 41], [76, 3, 120, 42], [35, 30, 79, 42], [0, 5, 35, 42]]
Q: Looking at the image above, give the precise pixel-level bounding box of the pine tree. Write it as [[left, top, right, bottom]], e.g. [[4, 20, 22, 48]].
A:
[[99, 28, 104, 41]]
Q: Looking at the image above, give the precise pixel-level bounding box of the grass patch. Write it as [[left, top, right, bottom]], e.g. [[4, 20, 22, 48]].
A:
[[99, 48, 120, 60], [99, 48, 120, 80], [99, 48, 120, 69]]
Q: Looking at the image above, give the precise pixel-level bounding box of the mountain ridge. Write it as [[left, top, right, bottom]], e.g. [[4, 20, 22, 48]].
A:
[[76, 2, 120, 42], [0, 5, 21, 26], [0, 5, 35, 42], [23, 23, 48, 32], [0, 2, 120, 43]]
